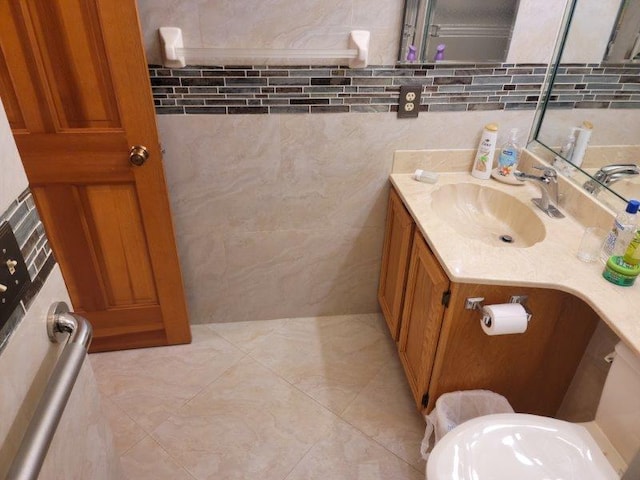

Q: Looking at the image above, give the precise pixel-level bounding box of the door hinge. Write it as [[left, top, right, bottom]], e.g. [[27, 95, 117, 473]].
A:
[[441, 290, 451, 307], [421, 392, 429, 408]]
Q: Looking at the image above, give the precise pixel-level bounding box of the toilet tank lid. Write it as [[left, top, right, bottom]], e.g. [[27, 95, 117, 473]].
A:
[[615, 342, 640, 376]]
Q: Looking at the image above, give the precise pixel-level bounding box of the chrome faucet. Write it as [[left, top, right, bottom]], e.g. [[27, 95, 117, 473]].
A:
[[514, 166, 565, 218], [583, 163, 640, 194]]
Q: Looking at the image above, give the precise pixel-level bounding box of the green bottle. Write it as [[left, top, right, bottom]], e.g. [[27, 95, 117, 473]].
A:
[[623, 230, 640, 265]]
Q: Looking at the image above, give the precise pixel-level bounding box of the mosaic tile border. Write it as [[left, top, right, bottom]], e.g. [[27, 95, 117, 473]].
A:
[[149, 62, 640, 115], [0, 188, 55, 353], [545, 64, 640, 109]]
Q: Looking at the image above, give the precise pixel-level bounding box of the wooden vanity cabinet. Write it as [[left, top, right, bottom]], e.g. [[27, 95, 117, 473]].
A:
[[381, 186, 600, 416], [378, 187, 415, 341]]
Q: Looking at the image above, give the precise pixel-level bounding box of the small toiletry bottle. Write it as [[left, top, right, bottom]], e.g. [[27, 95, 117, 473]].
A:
[[569, 121, 593, 170], [496, 128, 520, 177], [406, 45, 417, 62], [414, 169, 439, 184], [552, 128, 577, 176], [434, 44, 445, 61], [600, 199, 640, 263], [471, 123, 499, 180]]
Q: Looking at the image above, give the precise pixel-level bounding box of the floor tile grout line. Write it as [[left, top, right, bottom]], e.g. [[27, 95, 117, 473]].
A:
[[336, 359, 427, 474], [148, 350, 252, 437], [244, 344, 419, 467], [279, 436, 323, 480], [98, 332, 249, 438], [203, 317, 293, 354], [100, 392, 161, 443], [122, 433, 199, 480], [332, 411, 426, 475], [240, 315, 398, 414], [98, 314, 423, 478], [168, 329, 250, 410]]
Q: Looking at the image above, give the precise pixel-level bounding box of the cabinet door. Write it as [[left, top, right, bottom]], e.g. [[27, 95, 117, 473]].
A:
[[398, 230, 450, 409], [378, 187, 415, 341]]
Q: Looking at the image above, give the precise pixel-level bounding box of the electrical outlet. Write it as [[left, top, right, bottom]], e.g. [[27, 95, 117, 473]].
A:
[[398, 85, 422, 118]]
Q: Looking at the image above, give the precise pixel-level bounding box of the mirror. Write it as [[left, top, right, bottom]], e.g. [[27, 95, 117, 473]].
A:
[[533, 0, 640, 209], [399, 0, 521, 63]]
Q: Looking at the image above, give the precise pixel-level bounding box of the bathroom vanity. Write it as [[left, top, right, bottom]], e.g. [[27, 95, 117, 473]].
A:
[[379, 151, 640, 415]]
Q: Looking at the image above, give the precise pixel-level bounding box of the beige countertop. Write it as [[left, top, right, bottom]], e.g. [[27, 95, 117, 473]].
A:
[[390, 170, 640, 356]]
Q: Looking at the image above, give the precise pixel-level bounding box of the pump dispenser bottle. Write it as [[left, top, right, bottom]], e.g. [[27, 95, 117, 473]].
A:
[[496, 128, 520, 178]]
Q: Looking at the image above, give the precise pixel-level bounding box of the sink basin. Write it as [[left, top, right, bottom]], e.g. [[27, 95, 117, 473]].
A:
[[431, 183, 546, 247]]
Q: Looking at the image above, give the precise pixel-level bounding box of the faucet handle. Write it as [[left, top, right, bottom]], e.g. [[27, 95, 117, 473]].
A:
[[533, 165, 557, 178]]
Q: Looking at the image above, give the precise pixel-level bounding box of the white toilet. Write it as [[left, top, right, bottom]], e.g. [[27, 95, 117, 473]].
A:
[[427, 341, 640, 479]]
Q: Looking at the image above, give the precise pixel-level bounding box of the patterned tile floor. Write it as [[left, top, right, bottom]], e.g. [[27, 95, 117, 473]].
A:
[[90, 314, 427, 480]]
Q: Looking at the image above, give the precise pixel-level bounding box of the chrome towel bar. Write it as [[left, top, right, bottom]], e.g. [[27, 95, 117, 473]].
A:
[[7, 302, 92, 480]]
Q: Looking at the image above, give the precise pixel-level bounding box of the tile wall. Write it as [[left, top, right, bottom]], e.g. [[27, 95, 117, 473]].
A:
[[158, 110, 537, 323], [150, 62, 640, 115], [0, 190, 54, 352]]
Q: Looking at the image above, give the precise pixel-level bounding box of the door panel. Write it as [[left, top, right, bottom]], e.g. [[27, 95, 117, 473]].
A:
[[21, 0, 120, 129], [84, 185, 158, 306], [378, 187, 415, 341], [398, 230, 450, 409], [0, 0, 191, 351]]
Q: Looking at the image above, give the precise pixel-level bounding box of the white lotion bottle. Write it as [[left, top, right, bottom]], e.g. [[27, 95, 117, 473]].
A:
[[471, 123, 498, 180], [569, 120, 593, 170]]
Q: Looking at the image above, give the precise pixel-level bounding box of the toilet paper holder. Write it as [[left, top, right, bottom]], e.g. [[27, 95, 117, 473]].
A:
[[465, 295, 532, 327]]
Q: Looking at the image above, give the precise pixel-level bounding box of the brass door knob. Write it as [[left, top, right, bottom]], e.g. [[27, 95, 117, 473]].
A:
[[129, 145, 149, 166]]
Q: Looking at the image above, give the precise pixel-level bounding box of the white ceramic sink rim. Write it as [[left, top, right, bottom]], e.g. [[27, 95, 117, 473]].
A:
[[430, 183, 546, 248]]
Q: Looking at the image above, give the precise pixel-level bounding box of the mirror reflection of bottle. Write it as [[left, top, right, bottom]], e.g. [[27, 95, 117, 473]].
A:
[[434, 44, 445, 61], [407, 45, 417, 62], [570, 121, 593, 170], [553, 128, 578, 176]]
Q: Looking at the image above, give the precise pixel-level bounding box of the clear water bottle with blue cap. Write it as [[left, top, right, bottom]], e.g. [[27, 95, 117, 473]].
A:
[[601, 199, 640, 263]]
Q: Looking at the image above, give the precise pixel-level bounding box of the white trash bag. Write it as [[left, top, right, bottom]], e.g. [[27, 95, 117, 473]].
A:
[[420, 390, 513, 460]]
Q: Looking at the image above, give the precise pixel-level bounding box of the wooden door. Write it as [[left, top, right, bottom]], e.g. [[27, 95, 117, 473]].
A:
[[0, 1, 191, 351], [398, 230, 450, 409], [378, 187, 415, 341]]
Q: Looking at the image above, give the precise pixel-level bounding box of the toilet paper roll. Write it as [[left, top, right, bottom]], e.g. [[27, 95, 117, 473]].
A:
[[481, 303, 528, 336]]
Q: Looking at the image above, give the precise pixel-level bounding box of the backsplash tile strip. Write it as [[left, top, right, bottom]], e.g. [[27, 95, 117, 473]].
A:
[[149, 62, 640, 115], [0, 188, 56, 354]]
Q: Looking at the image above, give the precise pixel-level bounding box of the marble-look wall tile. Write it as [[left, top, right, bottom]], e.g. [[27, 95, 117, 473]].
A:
[[40, 361, 124, 480], [0, 267, 122, 479], [0, 268, 67, 478], [507, 0, 566, 64], [0, 98, 28, 211], [198, 0, 352, 46], [158, 110, 536, 323], [563, 0, 622, 63], [138, 0, 403, 66], [137, 0, 205, 66]]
